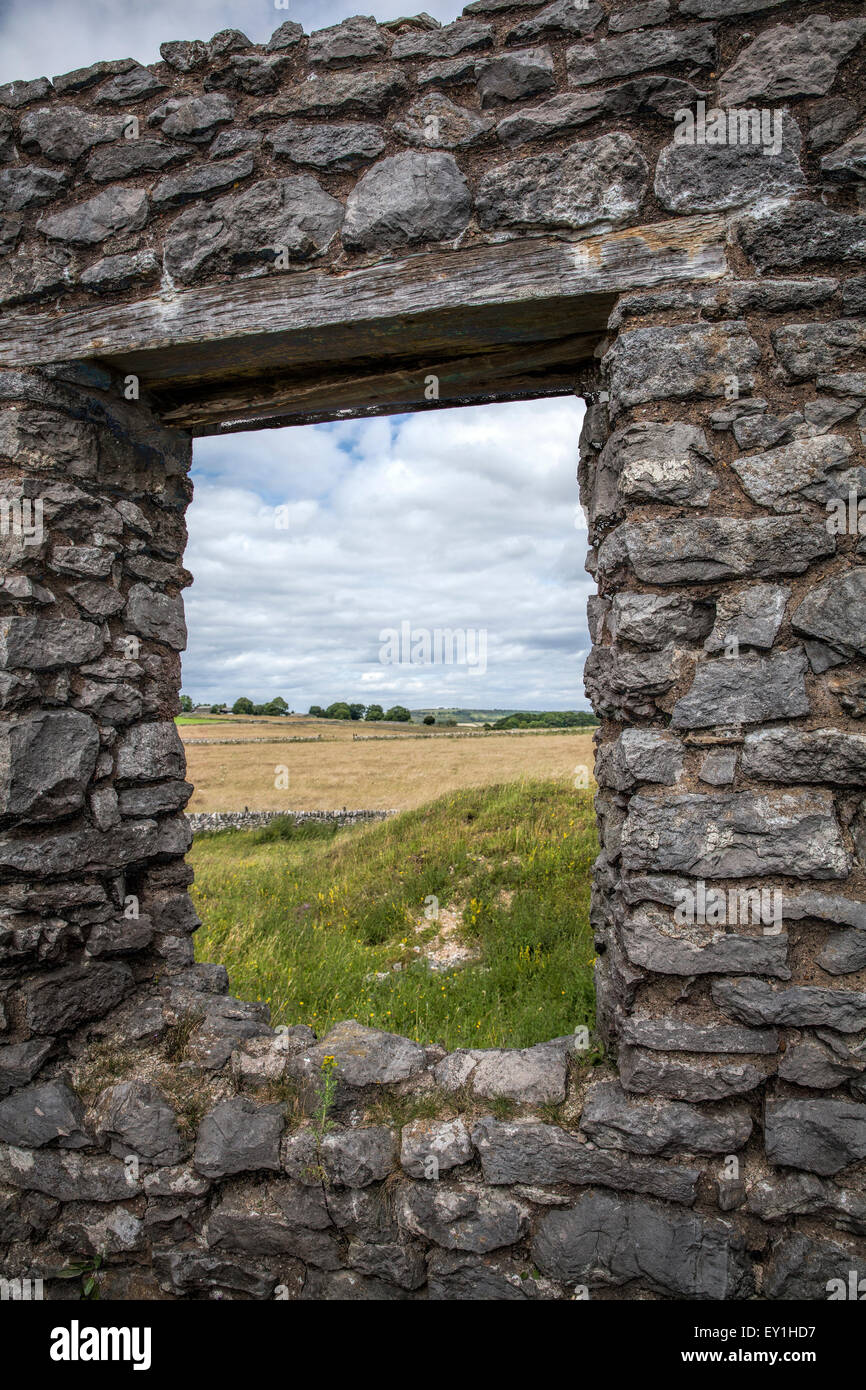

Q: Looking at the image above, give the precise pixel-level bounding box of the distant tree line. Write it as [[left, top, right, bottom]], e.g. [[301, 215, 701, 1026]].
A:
[[308, 702, 412, 722], [488, 710, 599, 730]]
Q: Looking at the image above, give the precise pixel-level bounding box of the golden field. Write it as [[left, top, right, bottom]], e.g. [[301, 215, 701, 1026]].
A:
[[179, 715, 596, 812]]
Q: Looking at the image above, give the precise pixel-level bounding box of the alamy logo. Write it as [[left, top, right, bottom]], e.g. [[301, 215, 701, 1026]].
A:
[[826, 1270, 866, 1300], [0, 497, 43, 545], [379, 621, 488, 676], [0, 1275, 43, 1300], [674, 101, 784, 157], [674, 881, 783, 934], [49, 1320, 152, 1371]]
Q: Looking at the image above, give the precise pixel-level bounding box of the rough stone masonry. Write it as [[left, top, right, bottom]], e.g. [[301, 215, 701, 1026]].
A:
[[0, 0, 864, 1300]]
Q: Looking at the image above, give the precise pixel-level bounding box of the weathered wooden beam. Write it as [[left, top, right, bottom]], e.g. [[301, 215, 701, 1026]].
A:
[[159, 332, 600, 432], [0, 217, 725, 383]]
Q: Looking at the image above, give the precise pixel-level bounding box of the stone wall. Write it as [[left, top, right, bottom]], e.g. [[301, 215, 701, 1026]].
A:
[[0, 0, 865, 1300]]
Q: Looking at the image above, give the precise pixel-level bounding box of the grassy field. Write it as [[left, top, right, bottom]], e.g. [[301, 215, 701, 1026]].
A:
[[191, 779, 598, 1051], [180, 714, 596, 813]]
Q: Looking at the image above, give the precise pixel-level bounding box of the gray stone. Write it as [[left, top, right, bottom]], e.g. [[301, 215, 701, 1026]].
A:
[[0, 617, 103, 669], [778, 1035, 865, 1089], [748, 1172, 866, 1237], [605, 322, 761, 413], [0, 78, 52, 108], [608, 593, 713, 648], [822, 124, 866, 182], [22, 962, 134, 1033], [401, 1117, 473, 1176], [0, 1144, 136, 1202], [434, 1038, 570, 1104], [37, 188, 149, 245], [819, 930, 866, 976], [764, 1232, 862, 1300], [204, 54, 289, 97], [94, 64, 166, 103], [125, 582, 187, 648], [347, 1239, 426, 1290], [319, 1126, 396, 1186], [79, 252, 160, 294], [193, 1097, 283, 1177], [19, 106, 124, 161], [590, 421, 716, 523], [477, 132, 647, 232], [0, 1082, 88, 1149], [394, 93, 493, 148], [738, 203, 866, 273], [618, 1046, 768, 1101], [621, 904, 790, 978], [471, 1116, 699, 1202], [595, 729, 684, 791], [116, 780, 192, 816], [417, 55, 480, 88], [0, 710, 99, 822], [610, 0, 668, 28], [508, 0, 603, 43], [342, 151, 471, 251], [268, 120, 385, 170], [655, 112, 804, 215], [0, 1040, 52, 1096], [289, 1019, 426, 1088], [392, 20, 493, 60], [671, 648, 810, 729], [532, 1190, 752, 1297], [619, 1015, 779, 1055], [86, 914, 154, 957], [765, 1099, 866, 1176], [209, 128, 262, 158], [148, 94, 235, 141], [261, 68, 407, 118], [164, 176, 343, 284], [476, 46, 555, 106], [266, 22, 305, 53], [567, 24, 715, 87], [206, 29, 252, 58], [93, 1081, 186, 1164], [581, 1081, 752, 1156], [583, 643, 683, 719], [151, 153, 255, 210], [396, 1180, 529, 1252], [154, 1248, 276, 1298], [621, 790, 849, 880], [742, 728, 866, 786], [0, 166, 70, 212], [704, 584, 789, 654], [159, 40, 208, 72], [719, 16, 866, 107], [494, 90, 605, 146], [712, 978, 866, 1033], [699, 750, 737, 786], [598, 517, 833, 585], [309, 16, 388, 67], [723, 278, 839, 316], [116, 721, 186, 783], [792, 569, 866, 659], [732, 434, 854, 509]]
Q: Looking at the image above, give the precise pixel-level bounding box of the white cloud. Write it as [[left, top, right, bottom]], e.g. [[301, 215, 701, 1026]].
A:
[[184, 398, 595, 712]]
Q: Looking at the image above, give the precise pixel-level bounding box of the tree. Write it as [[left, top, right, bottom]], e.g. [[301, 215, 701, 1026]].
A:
[[270, 697, 288, 713], [365, 704, 384, 722], [349, 703, 365, 721], [325, 702, 352, 720], [385, 705, 411, 722], [423, 715, 435, 725], [232, 697, 254, 715], [209, 704, 224, 714], [309, 705, 325, 718], [179, 695, 193, 712]]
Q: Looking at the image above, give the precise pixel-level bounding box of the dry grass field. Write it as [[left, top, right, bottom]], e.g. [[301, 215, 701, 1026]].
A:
[[179, 715, 596, 812]]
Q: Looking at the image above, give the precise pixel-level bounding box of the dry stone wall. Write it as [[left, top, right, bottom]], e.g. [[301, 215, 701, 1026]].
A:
[[0, 0, 865, 1301]]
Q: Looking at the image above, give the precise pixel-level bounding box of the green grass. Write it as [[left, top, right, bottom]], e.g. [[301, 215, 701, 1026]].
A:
[[190, 779, 598, 1051]]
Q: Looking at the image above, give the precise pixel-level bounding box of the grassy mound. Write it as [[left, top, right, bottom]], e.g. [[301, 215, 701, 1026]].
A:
[[190, 779, 597, 1051]]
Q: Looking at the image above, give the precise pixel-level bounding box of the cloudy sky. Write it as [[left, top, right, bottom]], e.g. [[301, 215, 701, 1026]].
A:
[[2, 0, 595, 713]]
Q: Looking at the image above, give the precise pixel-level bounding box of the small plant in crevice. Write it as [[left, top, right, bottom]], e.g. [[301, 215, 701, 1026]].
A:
[[52, 1253, 104, 1300]]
